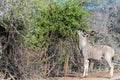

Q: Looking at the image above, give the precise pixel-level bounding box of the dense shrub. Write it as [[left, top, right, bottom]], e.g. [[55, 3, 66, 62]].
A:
[[25, 0, 90, 50], [0, 0, 90, 79]]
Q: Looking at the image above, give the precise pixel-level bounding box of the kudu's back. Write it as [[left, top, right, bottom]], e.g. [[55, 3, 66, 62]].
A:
[[83, 44, 115, 60]]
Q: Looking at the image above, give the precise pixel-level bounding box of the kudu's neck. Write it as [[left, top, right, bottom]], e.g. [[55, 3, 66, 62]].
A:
[[78, 35, 88, 49]]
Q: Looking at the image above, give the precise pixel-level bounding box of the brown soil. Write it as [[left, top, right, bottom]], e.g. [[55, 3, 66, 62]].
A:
[[41, 70, 120, 80]]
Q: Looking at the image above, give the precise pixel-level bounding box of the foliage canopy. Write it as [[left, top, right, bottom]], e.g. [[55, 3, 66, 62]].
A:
[[25, 0, 90, 49]]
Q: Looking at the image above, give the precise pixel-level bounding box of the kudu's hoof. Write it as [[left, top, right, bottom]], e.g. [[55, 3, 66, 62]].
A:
[[82, 75, 88, 78]]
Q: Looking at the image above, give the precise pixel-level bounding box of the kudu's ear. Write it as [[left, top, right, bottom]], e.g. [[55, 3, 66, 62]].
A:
[[82, 30, 89, 37], [89, 31, 97, 36]]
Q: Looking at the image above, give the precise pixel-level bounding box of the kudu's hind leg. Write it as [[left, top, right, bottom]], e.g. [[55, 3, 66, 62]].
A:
[[108, 61, 114, 78], [105, 57, 114, 78], [83, 59, 89, 77]]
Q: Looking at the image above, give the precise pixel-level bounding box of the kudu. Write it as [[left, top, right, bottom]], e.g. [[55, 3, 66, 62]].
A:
[[77, 30, 115, 78]]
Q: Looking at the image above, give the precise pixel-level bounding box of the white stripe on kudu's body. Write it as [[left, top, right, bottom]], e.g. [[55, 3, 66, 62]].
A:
[[77, 30, 115, 78]]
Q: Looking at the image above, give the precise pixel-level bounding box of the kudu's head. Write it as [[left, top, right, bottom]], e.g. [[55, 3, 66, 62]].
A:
[[77, 30, 97, 37], [77, 30, 88, 38]]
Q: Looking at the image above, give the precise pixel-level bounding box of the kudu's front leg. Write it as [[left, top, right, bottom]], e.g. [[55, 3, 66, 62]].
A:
[[83, 59, 89, 77]]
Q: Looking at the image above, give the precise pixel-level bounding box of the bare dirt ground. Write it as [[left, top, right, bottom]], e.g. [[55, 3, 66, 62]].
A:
[[41, 70, 120, 80]]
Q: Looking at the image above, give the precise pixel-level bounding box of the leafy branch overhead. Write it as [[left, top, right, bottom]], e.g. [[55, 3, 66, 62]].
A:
[[26, 0, 90, 49]]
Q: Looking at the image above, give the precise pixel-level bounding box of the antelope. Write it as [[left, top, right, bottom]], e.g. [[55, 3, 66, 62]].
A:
[[77, 30, 115, 78]]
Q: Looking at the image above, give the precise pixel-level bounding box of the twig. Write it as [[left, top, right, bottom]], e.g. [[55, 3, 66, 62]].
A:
[[9, 73, 15, 80], [46, 62, 57, 76]]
